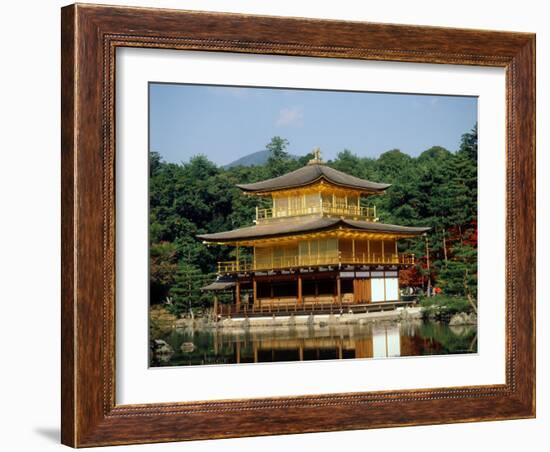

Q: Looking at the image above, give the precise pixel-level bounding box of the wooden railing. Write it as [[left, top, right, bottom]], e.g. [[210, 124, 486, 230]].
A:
[[217, 260, 252, 273], [216, 299, 418, 318], [217, 252, 415, 273], [256, 203, 377, 223], [339, 252, 416, 265]]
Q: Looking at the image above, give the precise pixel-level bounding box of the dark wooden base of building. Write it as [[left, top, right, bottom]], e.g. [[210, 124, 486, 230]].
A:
[[218, 299, 417, 319]]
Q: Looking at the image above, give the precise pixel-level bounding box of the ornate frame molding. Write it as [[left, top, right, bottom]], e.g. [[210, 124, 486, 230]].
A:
[[61, 4, 535, 447]]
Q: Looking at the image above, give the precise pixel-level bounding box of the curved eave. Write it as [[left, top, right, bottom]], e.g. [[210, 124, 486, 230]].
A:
[[237, 175, 391, 196], [197, 218, 430, 244], [235, 164, 391, 195]]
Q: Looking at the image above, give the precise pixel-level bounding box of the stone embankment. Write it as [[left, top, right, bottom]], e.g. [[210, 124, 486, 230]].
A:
[[172, 307, 422, 329]]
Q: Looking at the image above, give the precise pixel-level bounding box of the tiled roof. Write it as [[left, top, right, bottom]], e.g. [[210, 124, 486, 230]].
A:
[[236, 164, 390, 194], [197, 217, 429, 243]]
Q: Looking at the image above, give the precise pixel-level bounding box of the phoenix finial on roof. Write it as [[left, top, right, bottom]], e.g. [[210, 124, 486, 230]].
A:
[[308, 147, 324, 165]]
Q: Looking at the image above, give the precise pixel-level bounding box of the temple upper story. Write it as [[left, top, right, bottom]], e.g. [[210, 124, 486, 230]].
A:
[[198, 150, 429, 247], [197, 150, 430, 276], [236, 150, 390, 224]]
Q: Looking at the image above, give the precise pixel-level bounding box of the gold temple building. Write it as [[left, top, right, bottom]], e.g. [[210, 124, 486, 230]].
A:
[[198, 150, 429, 318]]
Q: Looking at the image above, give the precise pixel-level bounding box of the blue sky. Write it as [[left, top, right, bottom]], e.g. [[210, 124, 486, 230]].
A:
[[149, 83, 477, 166]]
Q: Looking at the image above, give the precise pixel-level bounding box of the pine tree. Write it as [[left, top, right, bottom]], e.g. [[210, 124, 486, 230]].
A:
[[168, 263, 212, 316], [265, 136, 292, 177], [437, 244, 478, 313]]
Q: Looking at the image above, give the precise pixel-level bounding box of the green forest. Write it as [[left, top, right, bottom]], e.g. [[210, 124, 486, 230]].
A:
[[150, 126, 478, 316]]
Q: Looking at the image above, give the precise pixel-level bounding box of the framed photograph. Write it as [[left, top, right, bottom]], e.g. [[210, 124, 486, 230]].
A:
[[61, 4, 535, 447]]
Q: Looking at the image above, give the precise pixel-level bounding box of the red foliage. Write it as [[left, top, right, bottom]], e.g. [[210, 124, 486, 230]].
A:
[[399, 221, 478, 289], [447, 220, 478, 248], [462, 220, 478, 247], [399, 266, 424, 287]]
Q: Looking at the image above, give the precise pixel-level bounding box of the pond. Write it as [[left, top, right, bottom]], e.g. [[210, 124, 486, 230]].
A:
[[150, 319, 477, 367]]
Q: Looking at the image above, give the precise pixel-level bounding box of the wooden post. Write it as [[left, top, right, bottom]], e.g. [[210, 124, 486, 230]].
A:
[[366, 278, 371, 304], [253, 277, 258, 307], [367, 239, 371, 261], [298, 274, 303, 305], [381, 240, 385, 263], [235, 281, 241, 313], [288, 195, 291, 215], [314, 280, 318, 306], [425, 234, 431, 297], [337, 274, 342, 305], [213, 294, 218, 320], [253, 247, 256, 270]]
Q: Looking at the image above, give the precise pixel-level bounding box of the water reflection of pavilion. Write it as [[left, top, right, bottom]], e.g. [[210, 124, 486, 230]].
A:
[[211, 324, 418, 363], [152, 320, 476, 366]]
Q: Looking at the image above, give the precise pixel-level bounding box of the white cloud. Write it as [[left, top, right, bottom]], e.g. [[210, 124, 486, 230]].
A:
[[275, 106, 304, 127]]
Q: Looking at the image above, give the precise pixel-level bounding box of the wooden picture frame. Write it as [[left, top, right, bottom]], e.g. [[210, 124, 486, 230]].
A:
[[61, 3, 535, 447]]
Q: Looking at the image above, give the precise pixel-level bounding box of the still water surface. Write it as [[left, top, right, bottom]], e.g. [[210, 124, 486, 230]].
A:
[[150, 320, 477, 367]]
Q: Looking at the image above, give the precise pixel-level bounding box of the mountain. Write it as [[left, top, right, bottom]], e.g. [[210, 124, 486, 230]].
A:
[[224, 150, 300, 168]]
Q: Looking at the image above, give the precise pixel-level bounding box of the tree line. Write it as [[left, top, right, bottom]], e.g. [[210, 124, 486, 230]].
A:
[[150, 126, 478, 315]]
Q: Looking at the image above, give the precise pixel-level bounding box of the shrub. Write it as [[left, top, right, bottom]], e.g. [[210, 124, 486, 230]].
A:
[[420, 294, 472, 320]]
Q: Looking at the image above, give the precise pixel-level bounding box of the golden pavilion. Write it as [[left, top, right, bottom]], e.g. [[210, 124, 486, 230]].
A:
[[198, 150, 429, 318]]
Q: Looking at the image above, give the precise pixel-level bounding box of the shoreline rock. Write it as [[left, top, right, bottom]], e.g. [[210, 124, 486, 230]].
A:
[[449, 312, 477, 326], [151, 339, 173, 356]]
